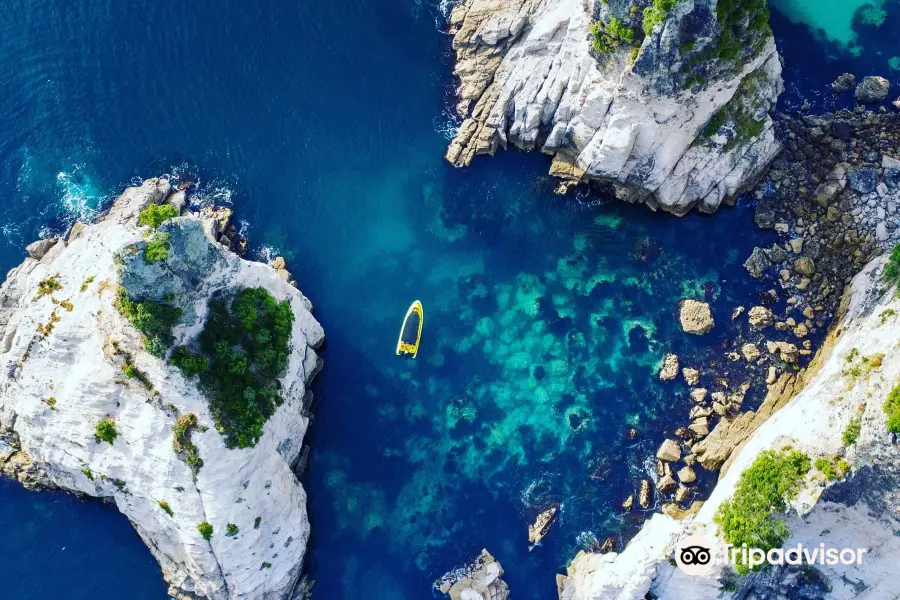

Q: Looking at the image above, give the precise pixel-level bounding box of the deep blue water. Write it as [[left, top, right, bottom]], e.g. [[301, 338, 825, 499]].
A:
[[0, 2, 891, 599]]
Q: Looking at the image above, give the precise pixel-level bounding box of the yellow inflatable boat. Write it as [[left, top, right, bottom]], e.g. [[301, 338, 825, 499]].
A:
[[396, 300, 423, 358]]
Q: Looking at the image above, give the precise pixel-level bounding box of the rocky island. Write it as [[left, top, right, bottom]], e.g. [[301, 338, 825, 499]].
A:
[[0, 178, 323, 599]]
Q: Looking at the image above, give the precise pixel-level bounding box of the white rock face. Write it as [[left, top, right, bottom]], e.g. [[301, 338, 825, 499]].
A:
[[557, 255, 900, 599], [446, 0, 783, 215], [0, 179, 324, 599]]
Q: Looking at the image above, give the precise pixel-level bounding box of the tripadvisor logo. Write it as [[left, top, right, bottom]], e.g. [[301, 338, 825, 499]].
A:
[[673, 534, 869, 576]]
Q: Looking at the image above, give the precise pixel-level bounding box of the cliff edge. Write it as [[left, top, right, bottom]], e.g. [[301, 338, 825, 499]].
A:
[[446, 0, 783, 215], [0, 178, 324, 599]]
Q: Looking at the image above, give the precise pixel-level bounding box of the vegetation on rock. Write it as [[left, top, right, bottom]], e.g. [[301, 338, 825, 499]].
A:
[[814, 456, 850, 481], [95, 418, 118, 444], [254, 516, 262, 529], [714, 448, 810, 573], [884, 383, 900, 434], [197, 521, 213, 540], [590, 17, 636, 54], [81, 467, 94, 480], [842, 418, 861, 446], [172, 412, 204, 477], [80, 276, 95, 292], [158, 500, 174, 517], [185, 287, 295, 448], [144, 232, 171, 264], [170, 346, 209, 378], [642, 0, 676, 37], [36, 275, 62, 298], [41, 396, 57, 410], [226, 523, 239, 536], [115, 288, 182, 357], [715, 0, 771, 63], [884, 244, 900, 286], [138, 204, 178, 230]]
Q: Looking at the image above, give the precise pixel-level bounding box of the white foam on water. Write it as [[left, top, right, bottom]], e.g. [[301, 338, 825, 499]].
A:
[[54, 164, 102, 228]]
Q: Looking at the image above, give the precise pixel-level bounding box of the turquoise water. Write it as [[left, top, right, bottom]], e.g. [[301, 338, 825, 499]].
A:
[[0, 1, 849, 599]]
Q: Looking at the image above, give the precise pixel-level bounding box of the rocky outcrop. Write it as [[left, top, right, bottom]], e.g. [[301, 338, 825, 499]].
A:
[[445, 0, 783, 215], [678, 299, 714, 335], [555, 255, 900, 599], [0, 178, 324, 599], [855, 76, 890, 104], [438, 549, 510, 600]]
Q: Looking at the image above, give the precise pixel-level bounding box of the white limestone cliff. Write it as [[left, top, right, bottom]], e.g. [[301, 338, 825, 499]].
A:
[[446, 0, 783, 215], [557, 255, 900, 599], [0, 178, 324, 599]]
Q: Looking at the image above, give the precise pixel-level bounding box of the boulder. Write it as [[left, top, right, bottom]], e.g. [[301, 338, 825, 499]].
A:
[[690, 388, 708, 403], [743, 247, 771, 278], [25, 237, 59, 260], [677, 466, 697, 484], [622, 495, 634, 511], [831, 72, 855, 92], [679, 300, 715, 335], [741, 343, 761, 362], [674, 485, 692, 503], [848, 168, 878, 194], [767, 340, 799, 363], [855, 76, 890, 104], [659, 353, 679, 381], [748, 306, 775, 329], [682, 367, 700, 386], [656, 439, 681, 462], [794, 257, 816, 276], [658, 474, 677, 494], [638, 480, 652, 509]]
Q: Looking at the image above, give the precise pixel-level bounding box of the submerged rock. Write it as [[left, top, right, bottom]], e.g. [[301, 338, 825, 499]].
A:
[[855, 75, 890, 104], [682, 367, 700, 386], [437, 549, 509, 600], [679, 300, 714, 335], [831, 72, 856, 92]]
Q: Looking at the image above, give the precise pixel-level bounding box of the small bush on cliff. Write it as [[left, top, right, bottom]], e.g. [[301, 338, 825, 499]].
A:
[[814, 456, 850, 481], [192, 287, 295, 448], [158, 500, 174, 517], [115, 288, 182, 357], [226, 523, 239, 536], [144, 232, 171, 264], [590, 17, 636, 54], [95, 418, 118, 444], [842, 419, 861, 446], [884, 383, 900, 434], [36, 275, 63, 298], [642, 0, 677, 36], [170, 346, 209, 378], [884, 245, 900, 286], [172, 412, 204, 477], [138, 204, 178, 230], [714, 448, 810, 573], [197, 521, 213, 540]]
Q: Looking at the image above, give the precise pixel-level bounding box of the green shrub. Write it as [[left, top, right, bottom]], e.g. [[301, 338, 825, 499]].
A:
[[885, 245, 900, 285], [158, 500, 174, 517], [254, 516, 262, 529], [37, 275, 63, 298], [95, 418, 118, 444], [194, 287, 295, 448], [590, 17, 636, 54], [643, 0, 677, 36], [884, 383, 900, 433], [80, 276, 95, 292], [172, 412, 204, 477], [198, 521, 213, 540], [261, 562, 272, 569], [82, 467, 94, 480], [715, 0, 771, 63], [115, 288, 182, 357], [714, 448, 810, 573], [138, 204, 178, 229], [814, 456, 850, 481], [170, 346, 209, 378], [226, 523, 239, 536], [144, 232, 171, 264], [42, 396, 57, 411], [842, 419, 861, 446]]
